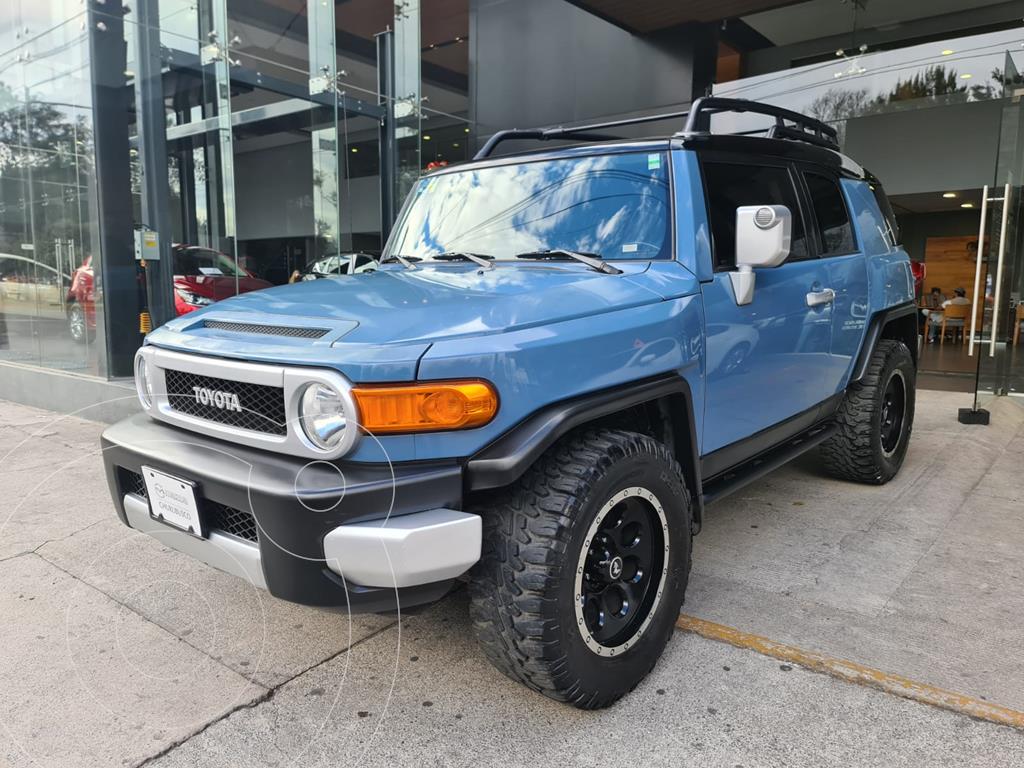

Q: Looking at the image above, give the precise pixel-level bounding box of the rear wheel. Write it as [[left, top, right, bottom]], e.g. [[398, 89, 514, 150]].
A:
[[468, 429, 692, 708], [820, 339, 915, 483]]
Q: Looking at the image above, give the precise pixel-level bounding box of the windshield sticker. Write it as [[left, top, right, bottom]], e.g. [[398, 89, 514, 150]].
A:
[[198, 267, 225, 276], [647, 153, 661, 170], [622, 243, 639, 253]]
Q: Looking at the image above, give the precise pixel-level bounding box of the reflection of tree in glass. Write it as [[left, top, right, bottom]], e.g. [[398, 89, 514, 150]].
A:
[[807, 63, 1008, 147], [0, 83, 91, 168], [0, 82, 94, 274], [880, 65, 966, 104], [807, 88, 871, 145], [966, 67, 1024, 101]]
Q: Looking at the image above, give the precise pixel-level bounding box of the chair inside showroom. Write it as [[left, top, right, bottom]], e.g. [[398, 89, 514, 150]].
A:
[[940, 303, 971, 345], [1014, 304, 1024, 346]]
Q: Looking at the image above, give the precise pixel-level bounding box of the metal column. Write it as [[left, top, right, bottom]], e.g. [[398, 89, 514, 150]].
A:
[[376, 29, 397, 240], [132, 0, 175, 327], [87, 0, 140, 376]]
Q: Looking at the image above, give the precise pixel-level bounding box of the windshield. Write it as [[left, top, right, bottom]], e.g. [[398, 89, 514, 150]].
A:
[[173, 247, 247, 277], [387, 150, 672, 261]]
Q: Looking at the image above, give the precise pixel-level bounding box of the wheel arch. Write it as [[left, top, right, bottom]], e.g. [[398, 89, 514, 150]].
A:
[[851, 300, 919, 383], [464, 374, 704, 533]]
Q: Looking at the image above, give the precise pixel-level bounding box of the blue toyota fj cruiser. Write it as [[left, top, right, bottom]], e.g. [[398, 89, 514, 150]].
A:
[[102, 98, 918, 708]]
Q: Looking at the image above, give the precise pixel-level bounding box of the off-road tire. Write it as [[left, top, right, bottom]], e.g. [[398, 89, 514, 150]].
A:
[[820, 339, 915, 484], [468, 428, 692, 709]]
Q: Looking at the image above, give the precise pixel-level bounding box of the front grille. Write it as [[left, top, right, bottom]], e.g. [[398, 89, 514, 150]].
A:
[[164, 369, 287, 436], [206, 501, 259, 542], [204, 320, 329, 339], [119, 468, 258, 543]]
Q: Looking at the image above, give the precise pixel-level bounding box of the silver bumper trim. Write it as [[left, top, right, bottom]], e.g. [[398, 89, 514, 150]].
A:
[[323, 508, 481, 588], [123, 494, 267, 589]]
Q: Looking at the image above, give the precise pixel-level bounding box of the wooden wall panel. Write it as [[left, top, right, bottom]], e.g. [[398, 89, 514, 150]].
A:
[[923, 236, 982, 300]]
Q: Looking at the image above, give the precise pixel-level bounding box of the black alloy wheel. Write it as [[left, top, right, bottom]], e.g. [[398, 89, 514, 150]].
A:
[[879, 369, 906, 457], [577, 488, 668, 655]]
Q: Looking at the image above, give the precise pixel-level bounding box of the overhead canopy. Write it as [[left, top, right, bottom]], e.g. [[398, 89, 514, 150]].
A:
[[566, 0, 803, 33]]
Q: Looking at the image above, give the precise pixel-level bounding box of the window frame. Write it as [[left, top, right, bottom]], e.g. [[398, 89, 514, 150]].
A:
[[696, 151, 818, 273], [797, 166, 860, 259]]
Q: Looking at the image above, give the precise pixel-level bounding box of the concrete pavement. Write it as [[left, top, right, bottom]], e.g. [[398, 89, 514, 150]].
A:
[[1, 391, 1023, 767]]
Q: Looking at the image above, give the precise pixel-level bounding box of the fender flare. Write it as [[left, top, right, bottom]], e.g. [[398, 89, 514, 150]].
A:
[[464, 373, 704, 532], [851, 300, 919, 383]]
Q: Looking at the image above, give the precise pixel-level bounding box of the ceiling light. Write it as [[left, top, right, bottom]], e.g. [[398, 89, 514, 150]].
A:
[[423, 134, 431, 140], [941, 49, 954, 56], [464, 127, 470, 133], [942, 192, 957, 198], [350, 147, 358, 153], [960, 73, 973, 79], [452, 142, 460, 148], [961, 202, 975, 209]]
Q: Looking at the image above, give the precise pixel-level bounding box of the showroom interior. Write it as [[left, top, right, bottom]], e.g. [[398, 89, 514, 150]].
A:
[[0, 0, 1023, 418]]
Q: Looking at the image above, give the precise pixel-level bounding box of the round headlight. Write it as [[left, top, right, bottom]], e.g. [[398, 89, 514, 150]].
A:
[[299, 382, 349, 451], [135, 353, 153, 409]]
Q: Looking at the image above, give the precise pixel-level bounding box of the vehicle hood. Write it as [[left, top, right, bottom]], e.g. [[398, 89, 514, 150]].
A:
[[165, 263, 667, 346], [174, 274, 273, 300]]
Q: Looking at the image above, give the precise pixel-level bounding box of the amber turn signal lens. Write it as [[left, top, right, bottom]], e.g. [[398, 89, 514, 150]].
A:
[[352, 380, 498, 434]]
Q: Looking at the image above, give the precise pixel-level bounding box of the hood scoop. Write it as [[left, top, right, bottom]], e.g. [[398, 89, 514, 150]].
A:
[[165, 310, 359, 347], [202, 319, 330, 339]]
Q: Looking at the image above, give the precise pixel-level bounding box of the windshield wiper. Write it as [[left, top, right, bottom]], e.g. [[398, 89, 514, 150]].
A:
[[381, 254, 422, 270], [514, 249, 622, 275], [432, 251, 495, 270]]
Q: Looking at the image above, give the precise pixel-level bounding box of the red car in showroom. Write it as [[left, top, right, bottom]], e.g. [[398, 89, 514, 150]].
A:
[[66, 245, 272, 342]]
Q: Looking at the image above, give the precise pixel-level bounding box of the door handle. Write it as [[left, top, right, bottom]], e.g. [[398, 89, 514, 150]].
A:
[[806, 288, 836, 307], [990, 182, 1012, 358], [968, 184, 989, 357]]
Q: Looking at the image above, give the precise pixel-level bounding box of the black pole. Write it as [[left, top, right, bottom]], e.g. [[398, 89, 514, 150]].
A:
[[87, 1, 140, 377], [132, 0, 175, 327], [376, 29, 397, 241]]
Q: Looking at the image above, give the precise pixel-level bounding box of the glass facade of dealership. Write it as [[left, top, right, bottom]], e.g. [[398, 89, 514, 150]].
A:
[[0, 0, 471, 380], [712, 24, 1024, 402], [0, 0, 1022, 406]]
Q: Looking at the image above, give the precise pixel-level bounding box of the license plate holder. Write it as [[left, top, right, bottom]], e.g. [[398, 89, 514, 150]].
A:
[[141, 466, 205, 539]]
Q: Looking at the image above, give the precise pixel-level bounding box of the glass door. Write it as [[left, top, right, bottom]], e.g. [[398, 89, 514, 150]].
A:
[[966, 52, 1024, 417]]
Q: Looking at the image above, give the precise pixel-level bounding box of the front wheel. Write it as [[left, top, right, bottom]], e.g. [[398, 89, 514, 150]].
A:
[[468, 429, 692, 709], [820, 339, 916, 484]]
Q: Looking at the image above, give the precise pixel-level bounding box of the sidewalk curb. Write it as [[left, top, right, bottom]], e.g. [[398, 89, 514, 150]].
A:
[[676, 614, 1024, 730]]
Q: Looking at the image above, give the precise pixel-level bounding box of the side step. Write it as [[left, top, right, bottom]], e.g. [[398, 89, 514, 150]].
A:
[[701, 422, 836, 506]]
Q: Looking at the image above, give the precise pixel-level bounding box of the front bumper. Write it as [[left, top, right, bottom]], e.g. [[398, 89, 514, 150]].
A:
[[101, 414, 479, 612]]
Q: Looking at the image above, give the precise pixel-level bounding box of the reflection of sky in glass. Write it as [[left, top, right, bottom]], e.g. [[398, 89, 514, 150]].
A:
[[713, 26, 1024, 139], [389, 152, 672, 260]]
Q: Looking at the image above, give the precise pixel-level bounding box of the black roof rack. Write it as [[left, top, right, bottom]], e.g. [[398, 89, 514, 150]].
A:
[[472, 97, 839, 160], [473, 110, 689, 160], [682, 97, 839, 150]]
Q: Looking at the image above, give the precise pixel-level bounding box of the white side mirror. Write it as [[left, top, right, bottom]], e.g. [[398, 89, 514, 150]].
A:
[[729, 205, 792, 306]]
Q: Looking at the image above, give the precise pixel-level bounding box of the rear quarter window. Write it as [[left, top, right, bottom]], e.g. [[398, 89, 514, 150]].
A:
[[804, 172, 856, 256]]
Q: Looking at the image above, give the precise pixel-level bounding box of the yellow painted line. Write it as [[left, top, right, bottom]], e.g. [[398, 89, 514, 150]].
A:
[[676, 614, 1024, 730]]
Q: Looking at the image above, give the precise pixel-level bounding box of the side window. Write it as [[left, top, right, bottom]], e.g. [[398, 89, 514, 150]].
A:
[[701, 161, 808, 270], [804, 172, 856, 256]]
